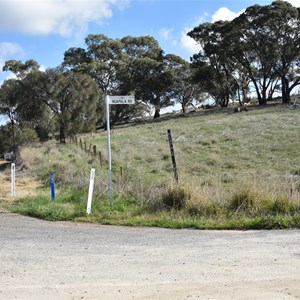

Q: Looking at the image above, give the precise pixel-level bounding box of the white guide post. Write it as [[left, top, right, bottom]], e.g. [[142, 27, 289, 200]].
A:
[[11, 163, 16, 197], [86, 168, 96, 214]]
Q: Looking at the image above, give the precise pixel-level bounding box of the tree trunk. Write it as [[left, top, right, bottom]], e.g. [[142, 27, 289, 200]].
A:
[[259, 86, 268, 106], [258, 91, 267, 106], [154, 105, 160, 119], [237, 86, 243, 106], [59, 123, 66, 143], [10, 119, 16, 150], [281, 76, 290, 104], [250, 76, 266, 105], [220, 93, 229, 107]]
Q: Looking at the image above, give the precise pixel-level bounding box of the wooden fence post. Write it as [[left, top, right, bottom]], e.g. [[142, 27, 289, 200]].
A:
[[99, 151, 102, 166]]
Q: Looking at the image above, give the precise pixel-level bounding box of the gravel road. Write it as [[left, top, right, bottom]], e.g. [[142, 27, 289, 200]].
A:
[[0, 209, 300, 300]]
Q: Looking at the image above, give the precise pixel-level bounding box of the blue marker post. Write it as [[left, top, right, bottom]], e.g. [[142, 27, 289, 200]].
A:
[[50, 172, 56, 201]]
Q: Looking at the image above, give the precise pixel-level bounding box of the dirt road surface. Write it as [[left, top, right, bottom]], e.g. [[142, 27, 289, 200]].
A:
[[0, 210, 300, 300]]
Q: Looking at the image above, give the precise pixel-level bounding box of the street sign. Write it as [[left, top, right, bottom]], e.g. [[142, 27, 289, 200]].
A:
[[109, 95, 135, 105]]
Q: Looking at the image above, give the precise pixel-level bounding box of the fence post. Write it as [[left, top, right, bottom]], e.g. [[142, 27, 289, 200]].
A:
[[99, 151, 102, 166], [167, 129, 179, 183], [93, 145, 97, 157]]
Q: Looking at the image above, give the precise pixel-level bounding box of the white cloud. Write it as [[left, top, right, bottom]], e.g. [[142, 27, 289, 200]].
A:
[[211, 7, 244, 22], [0, 42, 24, 58], [159, 27, 178, 48], [0, 0, 130, 37], [0, 42, 25, 86], [178, 13, 208, 59], [159, 28, 173, 40], [180, 28, 202, 58], [0, 42, 24, 69], [39, 65, 47, 72], [286, 0, 300, 7], [211, 2, 300, 23]]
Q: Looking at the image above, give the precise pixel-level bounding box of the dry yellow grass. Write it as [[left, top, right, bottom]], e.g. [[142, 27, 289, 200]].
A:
[[0, 160, 42, 205]]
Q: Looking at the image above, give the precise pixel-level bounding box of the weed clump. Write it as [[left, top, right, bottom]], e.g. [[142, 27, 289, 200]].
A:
[[228, 186, 299, 216], [229, 188, 259, 213], [161, 185, 190, 210]]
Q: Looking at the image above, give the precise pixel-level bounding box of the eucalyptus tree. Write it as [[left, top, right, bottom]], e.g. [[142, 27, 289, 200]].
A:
[[64, 34, 122, 94], [64, 34, 172, 121], [19, 70, 55, 140], [0, 124, 11, 154], [2, 60, 54, 140], [102, 35, 165, 122], [2, 59, 40, 79], [119, 35, 173, 118], [263, 1, 300, 104], [0, 79, 21, 149], [39, 68, 99, 143], [64, 34, 121, 126], [189, 1, 300, 106], [188, 21, 239, 107], [227, 1, 300, 105], [1, 59, 46, 145], [164, 54, 204, 113]]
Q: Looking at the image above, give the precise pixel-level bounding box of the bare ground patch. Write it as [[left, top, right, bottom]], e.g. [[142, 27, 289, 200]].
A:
[[0, 159, 42, 206]]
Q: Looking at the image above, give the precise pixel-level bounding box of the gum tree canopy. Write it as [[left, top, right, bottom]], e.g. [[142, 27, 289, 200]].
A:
[[188, 1, 300, 105], [63, 34, 174, 121]]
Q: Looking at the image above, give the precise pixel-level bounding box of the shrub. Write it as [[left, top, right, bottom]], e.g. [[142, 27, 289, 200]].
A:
[[268, 197, 293, 215], [228, 187, 265, 214], [161, 185, 190, 210], [17, 128, 39, 145], [228, 186, 299, 216]]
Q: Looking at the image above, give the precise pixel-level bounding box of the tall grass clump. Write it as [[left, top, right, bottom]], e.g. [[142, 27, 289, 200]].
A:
[[160, 184, 191, 210], [227, 176, 300, 216]]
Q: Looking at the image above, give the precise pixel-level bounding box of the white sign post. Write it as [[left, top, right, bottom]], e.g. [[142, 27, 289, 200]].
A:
[[106, 95, 135, 207], [86, 168, 95, 214], [11, 163, 16, 197]]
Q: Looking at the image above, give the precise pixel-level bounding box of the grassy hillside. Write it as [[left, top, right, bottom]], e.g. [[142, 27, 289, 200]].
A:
[[6, 104, 300, 229]]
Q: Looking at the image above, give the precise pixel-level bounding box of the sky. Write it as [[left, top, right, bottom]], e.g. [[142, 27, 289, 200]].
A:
[[0, 0, 300, 121], [1, 0, 300, 83], [2, 0, 300, 82]]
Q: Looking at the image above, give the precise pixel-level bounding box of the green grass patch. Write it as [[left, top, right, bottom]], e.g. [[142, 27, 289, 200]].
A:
[[8, 188, 300, 229], [6, 104, 300, 229], [10, 192, 87, 221]]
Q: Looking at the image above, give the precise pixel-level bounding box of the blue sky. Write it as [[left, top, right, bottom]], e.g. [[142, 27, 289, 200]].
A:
[[0, 0, 299, 87]]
